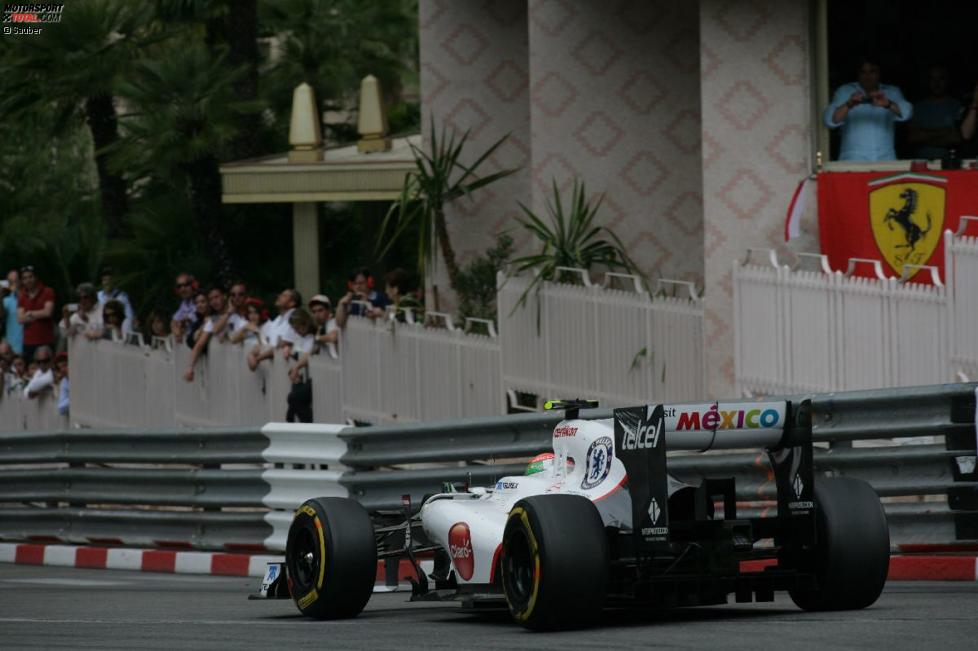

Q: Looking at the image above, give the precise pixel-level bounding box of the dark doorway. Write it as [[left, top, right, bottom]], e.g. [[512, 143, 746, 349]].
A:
[[827, 0, 978, 159]]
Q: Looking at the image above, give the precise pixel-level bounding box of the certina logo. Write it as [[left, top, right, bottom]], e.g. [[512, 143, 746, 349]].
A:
[[553, 426, 577, 438], [494, 480, 519, 490], [448, 522, 474, 580], [675, 405, 781, 431], [581, 436, 613, 490], [621, 418, 662, 450]]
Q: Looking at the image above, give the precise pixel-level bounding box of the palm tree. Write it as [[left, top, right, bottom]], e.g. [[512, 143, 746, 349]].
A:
[[260, 0, 418, 139], [511, 179, 641, 310], [0, 0, 153, 238], [152, 0, 263, 159], [377, 121, 517, 302], [114, 44, 260, 286]]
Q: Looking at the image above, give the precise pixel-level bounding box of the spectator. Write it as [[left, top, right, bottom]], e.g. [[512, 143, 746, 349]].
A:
[[16, 265, 56, 363], [170, 273, 199, 341], [307, 294, 339, 358], [962, 80, 978, 143], [380, 268, 423, 322], [229, 298, 267, 347], [184, 292, 210, 348], [60, 282, 103, 341], [247, 288, 301, 371], [284, 298, 337, 414], [0, 339, 10, 363], [908, 65, 964, 160], [6, 354, 27, 395], [22, 344, 55, 399], [225, 281, 249, 336], [283, 308, 316, 423], [54, 352, 69, 415], [823, 56, 913, 161], [101, 299, 130, 342], [203, 286, 231, 338], [0, 269, 22, 355], [97, 266, 134, 326], [0, 341, 12, 383], [183, 287, 229, 382], [335, 268, 390, 328], [143, 309, 171, 342]]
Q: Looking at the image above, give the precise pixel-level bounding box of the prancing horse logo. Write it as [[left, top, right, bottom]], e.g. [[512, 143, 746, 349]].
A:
[[868, 176, 945, 279], [883, 188, 931, 251]]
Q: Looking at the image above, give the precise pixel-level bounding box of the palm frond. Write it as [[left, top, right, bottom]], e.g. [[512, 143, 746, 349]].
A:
[[376, 115, 521, 292], [509, 178, 646, 320]]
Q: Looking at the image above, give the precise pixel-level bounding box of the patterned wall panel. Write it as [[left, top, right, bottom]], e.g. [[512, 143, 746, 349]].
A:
[[526, 0, 704, 285], [419, 0, 531, 309], [699, 0, 812, 397]]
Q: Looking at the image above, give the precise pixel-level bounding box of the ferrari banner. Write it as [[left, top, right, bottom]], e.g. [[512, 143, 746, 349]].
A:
[[817, 170, 978, 283]]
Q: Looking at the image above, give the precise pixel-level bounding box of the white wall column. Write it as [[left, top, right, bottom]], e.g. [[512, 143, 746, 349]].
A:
[[292, 202, 320, 300]]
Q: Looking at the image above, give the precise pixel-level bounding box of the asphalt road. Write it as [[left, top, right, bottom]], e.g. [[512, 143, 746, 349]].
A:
[[0, 564, 976, 650]]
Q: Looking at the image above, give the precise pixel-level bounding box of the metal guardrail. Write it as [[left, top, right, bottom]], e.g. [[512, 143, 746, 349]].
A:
[[0, 508, 271, 550], [0, 383, 975, 553], [0, 428, 267, 465]]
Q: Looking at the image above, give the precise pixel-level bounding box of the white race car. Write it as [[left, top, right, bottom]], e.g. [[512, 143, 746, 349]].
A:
[[261, 399, 890, 630]]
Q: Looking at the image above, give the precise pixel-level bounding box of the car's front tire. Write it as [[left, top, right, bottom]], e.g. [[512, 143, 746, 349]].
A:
[[500, 495, 608, 630], [285, 497, 377, 619], [789, 477, 890, 611]]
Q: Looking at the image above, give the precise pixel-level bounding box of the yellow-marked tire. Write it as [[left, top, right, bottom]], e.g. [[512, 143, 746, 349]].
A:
[[285, 497, 376, 619], [500, 495, 608, 630]]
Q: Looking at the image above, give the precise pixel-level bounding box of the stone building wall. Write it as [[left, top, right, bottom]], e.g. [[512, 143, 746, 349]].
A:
[[699, 0, 812, 396]]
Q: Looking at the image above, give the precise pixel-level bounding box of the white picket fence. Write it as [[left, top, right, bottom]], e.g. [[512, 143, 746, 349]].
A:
[[734, 225, 978, 395], [4, 314, 502, 431], [947, 224, 978, 380], [6, 226, 974, 430], [497, 271, 704, 406], [0, 384, 67, 432], [339, 315, 501, 424]]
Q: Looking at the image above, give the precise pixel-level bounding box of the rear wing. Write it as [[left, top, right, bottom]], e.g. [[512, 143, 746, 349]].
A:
[[613, 400, 815, 553]]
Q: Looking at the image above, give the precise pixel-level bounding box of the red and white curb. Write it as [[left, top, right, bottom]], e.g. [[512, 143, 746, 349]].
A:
[[4, 542, 974, 582], [887, 556, 978, 581], [741, 556, 978, 581], [0, 542, 434, 587], [0, 542, 280, 577]]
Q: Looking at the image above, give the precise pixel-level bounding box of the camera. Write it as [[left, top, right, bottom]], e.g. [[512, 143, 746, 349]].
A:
[[859, 95, 873, 104]]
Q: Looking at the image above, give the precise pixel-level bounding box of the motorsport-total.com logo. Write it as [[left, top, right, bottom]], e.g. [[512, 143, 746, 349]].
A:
[[2, 3, 63, 35]]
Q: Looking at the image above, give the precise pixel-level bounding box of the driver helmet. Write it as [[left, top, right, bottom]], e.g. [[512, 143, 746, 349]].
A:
[[524, 452, 574, 476]]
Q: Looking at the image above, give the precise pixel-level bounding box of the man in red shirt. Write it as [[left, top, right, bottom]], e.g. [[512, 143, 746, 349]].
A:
[[16, 265, 56, 363]]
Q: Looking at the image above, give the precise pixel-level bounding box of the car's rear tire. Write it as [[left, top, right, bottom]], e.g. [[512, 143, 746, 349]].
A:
[[285, 497, 376, 619], [789, 477, 889, 611], [500, 495, 608, 630]]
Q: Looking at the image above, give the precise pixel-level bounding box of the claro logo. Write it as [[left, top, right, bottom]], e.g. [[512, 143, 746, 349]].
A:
[[448, 522, 474, 580], [675, 405, 781, 431]]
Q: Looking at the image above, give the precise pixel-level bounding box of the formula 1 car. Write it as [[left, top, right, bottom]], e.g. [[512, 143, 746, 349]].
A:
[[258, 399, 890, 629]]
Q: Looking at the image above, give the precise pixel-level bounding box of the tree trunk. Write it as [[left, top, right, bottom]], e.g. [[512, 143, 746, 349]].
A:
[[84, 93, 128, 238], [225, 0, 261, 160], [183, 156, 239, 287], [434, 206, 460, 292]]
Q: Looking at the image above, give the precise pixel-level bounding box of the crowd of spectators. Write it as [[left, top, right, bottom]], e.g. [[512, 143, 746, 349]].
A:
[[0, 263, 419, 424]]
